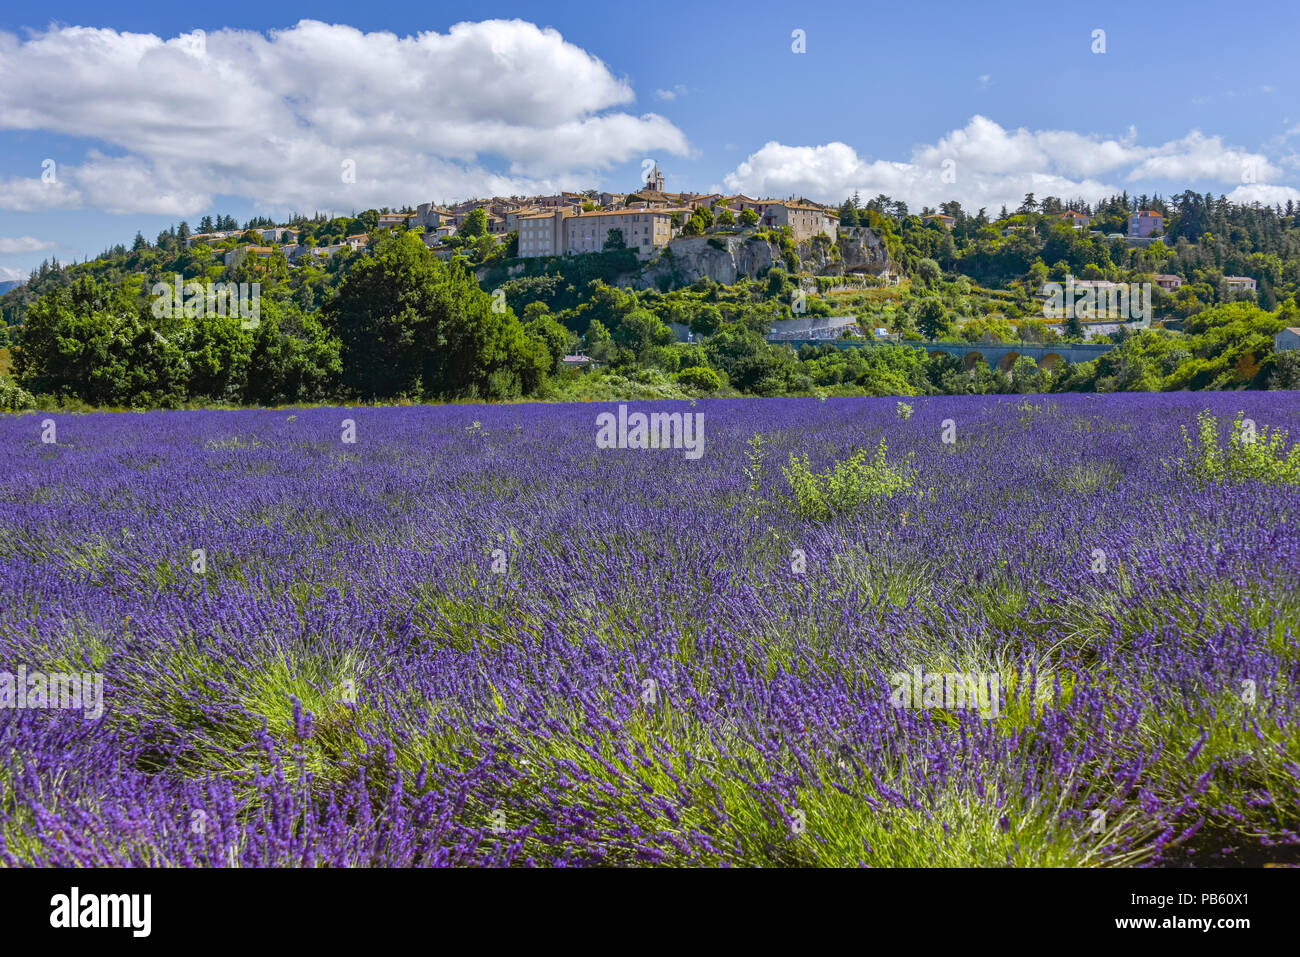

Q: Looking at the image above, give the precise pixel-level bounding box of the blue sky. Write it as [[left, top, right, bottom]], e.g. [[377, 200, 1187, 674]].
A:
[[1, 0, 1297, 280]]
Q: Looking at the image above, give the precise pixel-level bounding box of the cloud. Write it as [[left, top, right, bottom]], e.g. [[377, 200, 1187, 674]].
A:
[[977, 75, 992, 90], [0, 236, 55, 254], [722, 115, 1294, 211], [1226, 183, 1300, 205], [1125, 131, 1282, 184], [0, 20, 691, 216], [654, 84, 688, 101], [0, 265, 27, 280]]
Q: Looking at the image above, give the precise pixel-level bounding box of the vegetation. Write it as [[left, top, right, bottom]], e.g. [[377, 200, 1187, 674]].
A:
[[782, 439, 916, 521], [3, 189, 1300, 409], [1174, 410, 1300, 487]]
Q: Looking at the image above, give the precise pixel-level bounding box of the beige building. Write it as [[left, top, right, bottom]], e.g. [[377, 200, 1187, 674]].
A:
[[515, 207, 684, 259], [757, 201, 837, 242], [517, 209, 569, 258], [224, 245, 276, 267], [376, 212, 415, 229], [563, 208, 681, 259]]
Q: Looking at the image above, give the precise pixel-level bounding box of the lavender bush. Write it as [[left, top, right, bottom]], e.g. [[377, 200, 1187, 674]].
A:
[[1, 393, 1298, 867]]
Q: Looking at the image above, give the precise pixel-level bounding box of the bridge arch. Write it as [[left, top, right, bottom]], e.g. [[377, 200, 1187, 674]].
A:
[[962, 350, 989, 371], [1038, 352, 1065, 372], [996, 351, 1023, 373]]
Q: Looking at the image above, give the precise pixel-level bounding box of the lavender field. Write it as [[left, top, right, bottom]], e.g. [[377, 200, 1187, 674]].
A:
[[2, 393, 1299, 867]]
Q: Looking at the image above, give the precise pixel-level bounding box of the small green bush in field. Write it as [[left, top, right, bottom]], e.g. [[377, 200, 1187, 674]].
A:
[[676, 366, 722, 393], [0, 375, 35, 411], [1175, 410, 1300, 486], [782, 438, 915, 521], [896, 401, 914, 419]]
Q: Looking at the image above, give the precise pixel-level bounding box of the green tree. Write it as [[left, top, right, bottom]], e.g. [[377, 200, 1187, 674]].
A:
[[583, 318, 617, 363], [324, 232, 548, 400], [242, 300, 341, 405], [460, 208, 488, 239], [915, 297, 948, 340], [915, 257, 942, 284], [524, 311, 576, 371], [614, 308, 673, 363], [14, 276, 188, 406]]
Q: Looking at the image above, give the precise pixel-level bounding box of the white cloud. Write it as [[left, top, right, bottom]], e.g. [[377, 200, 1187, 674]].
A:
[[1125, 131, 1282, 184], [0, 20, 690, 216], [0, 236, 55, 254], [977, 75, 992, 90], [654, 84, 688, 101], [0, 265, 27, 280], [1226, 183, 1300, 205], [723, 115, 1294, 212]]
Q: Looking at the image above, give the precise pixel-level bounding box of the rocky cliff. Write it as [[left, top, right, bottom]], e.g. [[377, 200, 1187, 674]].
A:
[[835, 227, 891, 276], [633, 235, 782, 288], [630, 227, 890, 290]]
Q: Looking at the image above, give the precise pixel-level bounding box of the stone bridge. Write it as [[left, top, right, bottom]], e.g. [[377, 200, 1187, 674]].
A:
[[770, 338, 1115, 371]]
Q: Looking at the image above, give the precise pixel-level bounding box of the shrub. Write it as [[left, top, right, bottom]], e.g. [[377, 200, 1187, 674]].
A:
[[782, 439, 915, 521], [896, 401, 914, 419], [0, 374, 35, 411], [1174, 410, 1300, 486], [675, 366, 722, 393]]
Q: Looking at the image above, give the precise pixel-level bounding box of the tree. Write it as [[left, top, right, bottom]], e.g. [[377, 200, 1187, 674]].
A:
[[583, 318, 617, 363], [1010, 354, 1041, 392], [690, 303, 724, 337], [915, 297, 948, 340], [715, 207, 736, 226], [182, 311, 253, 402], [1269, 350, 1300, 390], [704, 325, 792, 393], [605, 228, 626, 250], [915, 258, 942, 284], [740, 208, 760, 227], [459, 208, 488, 239], [323, 231, 548, 400], [524, 311, 575, 371], [613, 308, 673, 363], [14, 276, 188, 406], [241, 300, 341, 404]]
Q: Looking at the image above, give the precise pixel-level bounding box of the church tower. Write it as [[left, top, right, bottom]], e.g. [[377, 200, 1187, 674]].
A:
[[644, 163, 665, 192]]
